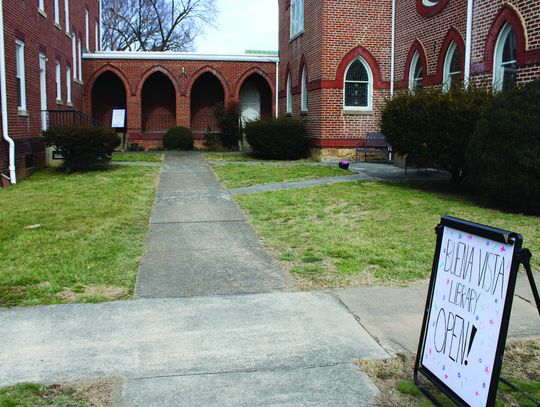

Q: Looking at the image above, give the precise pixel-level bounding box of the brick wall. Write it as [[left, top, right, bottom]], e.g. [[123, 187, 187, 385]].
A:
[[279, 0, 392, 158], [0, 0, 99, 181], [83, 57, 277, 147]]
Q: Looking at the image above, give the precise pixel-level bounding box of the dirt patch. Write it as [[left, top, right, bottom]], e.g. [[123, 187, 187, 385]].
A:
[[356, 338, 540, 406], [56, 285, 130, 302], [64, 377, 129, 407]]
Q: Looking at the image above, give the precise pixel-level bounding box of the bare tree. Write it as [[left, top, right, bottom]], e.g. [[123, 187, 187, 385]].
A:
[[102, 0, 217, 51]]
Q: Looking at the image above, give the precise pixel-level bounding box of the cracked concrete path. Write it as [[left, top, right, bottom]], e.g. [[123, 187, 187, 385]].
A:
[[135, 152, 291, 298], [0, 292, 387, 406]]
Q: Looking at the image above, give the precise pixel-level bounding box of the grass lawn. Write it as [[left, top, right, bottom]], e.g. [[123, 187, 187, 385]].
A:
[[204, 151, 314, 162], [235, 181, 540, 289], [111, 152, 163, 162], [0, 383, 87, 406], [0, 166, 160, 307], [358, 339, 540, 406], [212, 164, 353, 189]]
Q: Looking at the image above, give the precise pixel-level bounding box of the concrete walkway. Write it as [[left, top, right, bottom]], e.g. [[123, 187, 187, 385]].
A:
[[135, 152, 291, 297], [0, 292, 386, 406]]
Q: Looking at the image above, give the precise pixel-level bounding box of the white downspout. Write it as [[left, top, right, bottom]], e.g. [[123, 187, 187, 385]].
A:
[[99, 0, 103, 51], [464, 0, 474, 88], [390, 0, 396, 97], [0, 0, 16, 184], [275, 60, 279, 117]]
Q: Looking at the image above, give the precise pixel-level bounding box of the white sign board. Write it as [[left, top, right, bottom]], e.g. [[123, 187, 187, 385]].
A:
[[420, 222, 518, 406], [111, 109, 126, 128]]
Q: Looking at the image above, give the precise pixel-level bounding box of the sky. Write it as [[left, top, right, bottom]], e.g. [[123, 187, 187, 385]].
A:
[[194, 0, 279, 54]]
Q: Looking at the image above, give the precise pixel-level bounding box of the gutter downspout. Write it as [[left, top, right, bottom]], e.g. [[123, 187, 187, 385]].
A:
[[464, 0, 474, 88], [390, 0, 396, 97], [0, 0, 16, 184], [99, 0, 103, 51], [275, 60, 279, 117]]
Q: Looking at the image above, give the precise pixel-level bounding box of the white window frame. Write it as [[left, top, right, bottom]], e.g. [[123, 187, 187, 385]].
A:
[[85, 9, 90, 50], [286, 73, 292, 114], [343, 57, 373, 112], [15, 40, 27, 113], [54, 0, 60, 25], [409, 51, 423, 92], [301, 65, 308, 112], [493, 23, 517, 92], [66, 66, 72, 104], [65, 0, 70, 34], [95, 20, 99, 51], [423, 0, 440, 5], [290, 0, 304, 39], [443, 42, 462, 92], [78, 36, 83, 82], [72, 32, 77, 80], [38, 0, 45, 12], [55, 60, 62, 103]]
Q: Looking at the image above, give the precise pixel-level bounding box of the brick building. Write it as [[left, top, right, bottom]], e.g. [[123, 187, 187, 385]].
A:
[[0, 0, 100, 183], [83, 52, 278, 150], [279, 0, 540, 159]]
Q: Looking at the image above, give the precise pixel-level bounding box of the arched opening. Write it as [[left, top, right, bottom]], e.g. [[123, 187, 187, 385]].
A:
[[141, 71, 176, 133], [190, 72, 225, 134], [239, 73, 272, 125], [91, 71, 127, 127]]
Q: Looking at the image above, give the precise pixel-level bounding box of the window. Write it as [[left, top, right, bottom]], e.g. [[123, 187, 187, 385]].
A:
[[55, 61, 62, 102], [85, 9, 89, 50], [15, 40, 26, 112], [422, 0, 440, 5], [301, 65, 308, 112], [286, 73, 292, 114], [38, 0, 45, 12], [344, 57, 372, 110], [409, 52, 423, 92], [66, 66, 72, 104], [493, 23, 517, 91], [95, 21, 99, 51], [78, 36, 83, 81], [443, 42, 462, 92], [290, 0, 304, 38], [72, 32, 77, 80], [54, 0, 60, 25], [64, 0, 70, 33]]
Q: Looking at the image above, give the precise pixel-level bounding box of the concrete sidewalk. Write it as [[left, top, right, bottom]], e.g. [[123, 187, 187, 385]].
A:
[[0, 292, 387, 406], [135, 152, 291, 298], [335, 271, 540, 355]]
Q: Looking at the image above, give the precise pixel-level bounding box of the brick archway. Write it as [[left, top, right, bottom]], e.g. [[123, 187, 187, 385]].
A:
[[141, 71, 177, 133]]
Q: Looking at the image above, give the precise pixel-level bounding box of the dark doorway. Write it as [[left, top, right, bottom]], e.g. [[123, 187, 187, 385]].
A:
[[190, 72, 225, 133], [92, 71, 127, 127], [141, 72, 176, 133]]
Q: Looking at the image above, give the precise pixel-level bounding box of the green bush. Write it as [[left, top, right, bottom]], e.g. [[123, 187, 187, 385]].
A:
[[42, 125, 120, 172], [380, 86, 493, 182], [215, 102, 241, 150], [245, 117, 308, 159], [127, 143, 145, 151], [162, 126, 193, 150], [203, 126, 220, 150], [466, 79, 540, 214]]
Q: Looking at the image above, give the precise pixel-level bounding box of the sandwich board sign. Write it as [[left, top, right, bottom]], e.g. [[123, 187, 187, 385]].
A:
[[414, 216, 523, 407], [111, 109, 126, 129]]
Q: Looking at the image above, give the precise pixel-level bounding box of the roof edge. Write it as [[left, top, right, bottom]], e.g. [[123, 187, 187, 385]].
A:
[[83, 51, 279, 63]]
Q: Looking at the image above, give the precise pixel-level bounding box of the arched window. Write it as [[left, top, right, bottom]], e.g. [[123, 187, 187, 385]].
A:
[[286, 73, 292, 114], [422, 0, 440, 5], [344, 57, 372, 110], [409, 52, 423, 92], [443, 42, 462, 92], [493, 23, 517, 91], [301, 65, 308, 112]]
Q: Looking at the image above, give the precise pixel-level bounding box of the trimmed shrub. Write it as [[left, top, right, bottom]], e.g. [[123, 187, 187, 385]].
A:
[[162, 126, 194, 150], [215, 102, 241, 150], [203, 126, 220, 150], [380, 86, 493, 182], [42, 125, 120, 172], [466, 79, 540, 214], [245, 117, 308, 159]]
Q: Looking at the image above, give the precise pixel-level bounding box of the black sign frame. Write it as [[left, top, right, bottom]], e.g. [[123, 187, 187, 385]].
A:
[[414, 216, 523, 407]]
